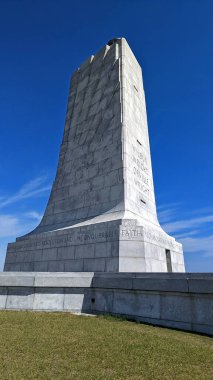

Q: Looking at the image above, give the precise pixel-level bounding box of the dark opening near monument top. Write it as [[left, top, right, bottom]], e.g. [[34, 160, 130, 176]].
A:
[[4, 38, 185, 273]]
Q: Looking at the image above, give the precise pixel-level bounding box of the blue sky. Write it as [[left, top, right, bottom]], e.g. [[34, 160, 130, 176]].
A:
[[0, 0, 212, 272]]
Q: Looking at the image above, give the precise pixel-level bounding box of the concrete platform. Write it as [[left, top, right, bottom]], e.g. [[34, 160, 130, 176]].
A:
[[0, 272, 212, 335]]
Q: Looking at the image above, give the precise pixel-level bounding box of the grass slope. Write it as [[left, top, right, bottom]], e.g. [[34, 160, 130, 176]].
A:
[[0, 311, 212, 380]]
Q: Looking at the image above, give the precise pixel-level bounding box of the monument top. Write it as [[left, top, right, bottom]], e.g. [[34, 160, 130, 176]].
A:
[[107, 38, 121, 45]]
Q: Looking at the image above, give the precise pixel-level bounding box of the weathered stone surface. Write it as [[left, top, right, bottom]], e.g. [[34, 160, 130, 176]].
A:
[[0, 288, 7, 309], [4, 38, 185, 272], [33, 288, 64, 311], [0, 272, 212, 335], [6, 287, 34, 310]]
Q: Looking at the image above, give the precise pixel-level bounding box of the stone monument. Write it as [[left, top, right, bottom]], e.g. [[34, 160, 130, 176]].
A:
[[4, 38, 185, 273]]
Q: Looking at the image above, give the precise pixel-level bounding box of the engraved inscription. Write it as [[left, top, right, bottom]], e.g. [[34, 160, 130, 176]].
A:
[[131, 143, 150, 196], [120, 229, 143, 239], [13, 230, 119, 251], [144, 230, 181, 251], [133, 167, 149, 185], [12, 227, 146, 252], [132, 144, 149, 173]]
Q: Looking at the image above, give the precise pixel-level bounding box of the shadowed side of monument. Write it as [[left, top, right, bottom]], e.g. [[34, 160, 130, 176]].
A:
[[37, 41, 124, 231], [4, 38, 185, 273]]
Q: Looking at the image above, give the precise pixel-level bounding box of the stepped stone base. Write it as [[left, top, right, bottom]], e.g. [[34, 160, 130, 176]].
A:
[[4, 219, 184, 273], [0, 272, 212, 335]]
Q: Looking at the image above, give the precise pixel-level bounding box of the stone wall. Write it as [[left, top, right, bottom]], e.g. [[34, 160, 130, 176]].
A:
[[0, 272, 212, 335]]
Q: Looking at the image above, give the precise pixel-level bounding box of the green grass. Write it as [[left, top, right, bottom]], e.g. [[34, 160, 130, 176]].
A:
[[0, 311, 212, 380]]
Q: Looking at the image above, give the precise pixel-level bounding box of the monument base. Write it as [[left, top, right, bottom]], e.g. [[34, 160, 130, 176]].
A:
[[0, 272, 212, 335], [4, 219, 184, 273]]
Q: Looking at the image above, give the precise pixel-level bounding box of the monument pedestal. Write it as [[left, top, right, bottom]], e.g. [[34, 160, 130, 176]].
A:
[[5, 219, 184, 273]]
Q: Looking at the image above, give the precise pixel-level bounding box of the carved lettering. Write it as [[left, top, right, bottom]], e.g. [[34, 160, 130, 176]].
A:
[[132, 155, 148, 173], [132, 144, 148, 172], [133, 167, 149, 185], [14, 229, 119, 251], [120, 229, 143, 239], [143, 230, 181, 250], [131, 143, 150, 196], [134, 179, 149, 195]]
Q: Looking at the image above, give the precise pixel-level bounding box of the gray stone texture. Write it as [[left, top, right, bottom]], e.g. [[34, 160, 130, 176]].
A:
[[4, 38, 185, 272], [0, 272, 212, 335]]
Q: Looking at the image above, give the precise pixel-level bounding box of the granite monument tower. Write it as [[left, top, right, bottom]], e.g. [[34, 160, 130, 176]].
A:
[[4, 38, 185, 273]]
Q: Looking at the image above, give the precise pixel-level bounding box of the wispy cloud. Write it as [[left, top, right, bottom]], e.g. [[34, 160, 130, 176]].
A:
[[175, 230, 200, 239], [0, 176, 51, 209], [24, 211, 43, 222], [162, 215, 213, 234], [0, 175, 50, 270], [158, 207, 178, 223], [180, 236, 213, 257], [0, 212, 41, 238], [0, 214, 23, 238], [0, 210, 43, 270], [158, 204, 213, 257]]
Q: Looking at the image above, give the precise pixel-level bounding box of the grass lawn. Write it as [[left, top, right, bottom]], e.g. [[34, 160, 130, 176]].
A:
[[0, 311, 212, 380]]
